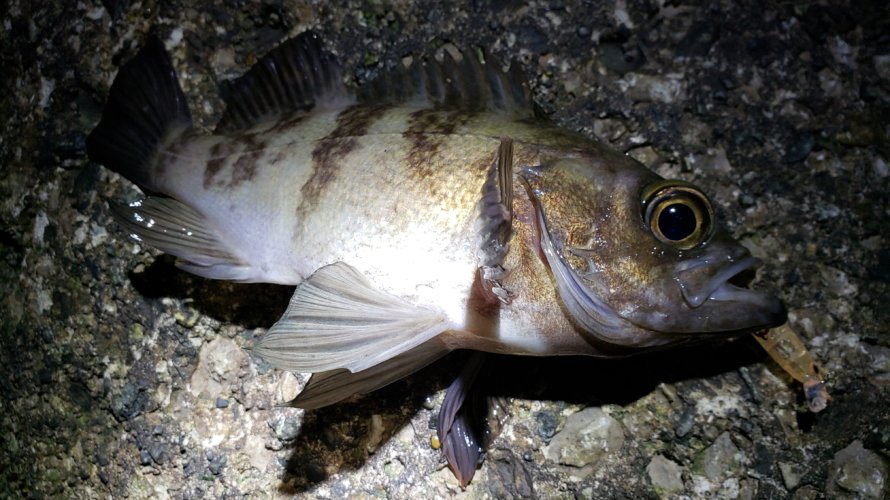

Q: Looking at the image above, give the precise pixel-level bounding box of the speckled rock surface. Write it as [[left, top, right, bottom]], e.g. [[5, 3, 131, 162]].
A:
[[1, 1, 888, 498]]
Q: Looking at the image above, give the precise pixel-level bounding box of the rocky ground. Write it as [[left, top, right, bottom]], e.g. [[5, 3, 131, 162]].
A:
[[1, 0, 888, 498]]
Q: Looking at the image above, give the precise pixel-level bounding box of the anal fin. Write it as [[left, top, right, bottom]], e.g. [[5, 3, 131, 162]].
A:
[[286, 338, 451, 410], [253, 262, 453, 374]]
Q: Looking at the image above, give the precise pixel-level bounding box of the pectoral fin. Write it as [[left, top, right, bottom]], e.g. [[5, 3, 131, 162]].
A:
[[476, 137, 515, 304], [252, 262, 453, 374]]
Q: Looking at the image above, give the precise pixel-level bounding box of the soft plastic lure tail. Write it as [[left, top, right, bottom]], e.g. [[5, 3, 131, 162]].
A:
[[753, 323, 830, 412]]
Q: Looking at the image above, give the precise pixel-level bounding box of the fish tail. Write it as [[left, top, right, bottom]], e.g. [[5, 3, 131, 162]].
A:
[[87, 35, 192, 193]]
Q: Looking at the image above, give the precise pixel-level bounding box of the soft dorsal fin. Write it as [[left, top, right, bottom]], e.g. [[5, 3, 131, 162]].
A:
[[357, 45, 538, 117], [215, 31, 352, 133]]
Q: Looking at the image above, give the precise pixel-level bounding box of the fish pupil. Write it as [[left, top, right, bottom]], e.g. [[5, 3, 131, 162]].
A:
[[658, 203, 696, 241]]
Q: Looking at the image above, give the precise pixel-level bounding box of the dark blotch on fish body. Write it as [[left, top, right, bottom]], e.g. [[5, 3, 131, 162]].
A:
[[300, 104, 391, 217], [404, 109, 476, 178]]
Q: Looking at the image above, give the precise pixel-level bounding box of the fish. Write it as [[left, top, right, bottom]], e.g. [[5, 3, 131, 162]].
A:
[[86, 32, 788, 486]]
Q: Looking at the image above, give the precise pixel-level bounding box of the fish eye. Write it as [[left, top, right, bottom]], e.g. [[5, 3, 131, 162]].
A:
[[641, 180, 715, 250]]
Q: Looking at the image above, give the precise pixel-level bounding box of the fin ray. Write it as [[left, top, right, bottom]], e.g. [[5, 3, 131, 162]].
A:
[[111, 198, 251, 281], [215, 31, 353, 133], [476, 138, 516, 303], [286, 338, 451, 409], [438, 352, 486, 487], [358, 46, 536, 116]]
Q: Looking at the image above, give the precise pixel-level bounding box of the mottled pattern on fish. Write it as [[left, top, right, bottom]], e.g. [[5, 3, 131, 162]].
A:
[[155, 102, 617, 352]]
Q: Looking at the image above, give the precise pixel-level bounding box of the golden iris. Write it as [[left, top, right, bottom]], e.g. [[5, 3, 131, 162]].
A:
[[641, 180, 715, 250]]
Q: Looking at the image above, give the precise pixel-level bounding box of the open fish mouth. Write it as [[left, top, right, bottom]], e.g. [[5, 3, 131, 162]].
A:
[[676, 256, 765, 308]]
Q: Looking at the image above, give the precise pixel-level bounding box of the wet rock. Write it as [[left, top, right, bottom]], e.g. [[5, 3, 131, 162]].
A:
[[647, 455, 684, 495], [383, 457, 405, 478], [676, 21, 719, 58], [188, 337, 246, 401], [700, 432, 742, 481], [517, 24, 548, 53], [275, 371, 300, 402], [145, 439, 167, 465], [779, 461, 800, 490], [627, 145, 661, 168], [874, 55, 890, 81], [782, 133, 815, 163], [598, 41, 646, 75], [619, 73, 684, 104], [864, 344, 890, 387], [206, 451, 227, 476], [110, 379, 148, 422], [675, 406, 695, 437], [826, 440, 888, 499], [543, 407, 625, 467], [364, 414, 385, 453], [828, 36, 857, 68], [535, 410, 559, 440], [269, 414, 300, 442], [488, 453, 534, 499]]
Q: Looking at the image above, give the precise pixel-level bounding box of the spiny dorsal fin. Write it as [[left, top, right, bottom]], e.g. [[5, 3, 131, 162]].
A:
[[252, 262, 453, 374], [357, 45, 537, 117], [215, 31, 352, 134]]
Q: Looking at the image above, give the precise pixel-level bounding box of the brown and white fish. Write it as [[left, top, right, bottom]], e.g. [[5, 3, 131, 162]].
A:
[[87, 32, 787, 484]]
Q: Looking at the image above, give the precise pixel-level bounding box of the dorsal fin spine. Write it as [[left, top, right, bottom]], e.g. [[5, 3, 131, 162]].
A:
[[357, 44, 535, 116]]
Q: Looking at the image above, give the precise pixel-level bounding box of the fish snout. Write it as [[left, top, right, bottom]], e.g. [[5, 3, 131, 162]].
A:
[[674, 255, 787, 329]]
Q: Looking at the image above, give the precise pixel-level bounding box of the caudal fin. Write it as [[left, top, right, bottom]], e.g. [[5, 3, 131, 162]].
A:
[[87, 36, 192, 192]]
